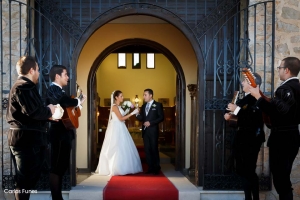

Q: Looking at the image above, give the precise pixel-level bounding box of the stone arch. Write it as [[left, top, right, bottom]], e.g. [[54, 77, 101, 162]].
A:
[[71, 6, 203, 172]]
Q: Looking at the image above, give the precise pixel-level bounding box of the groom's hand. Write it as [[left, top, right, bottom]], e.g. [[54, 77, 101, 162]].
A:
[[144, 121, 150, 127]]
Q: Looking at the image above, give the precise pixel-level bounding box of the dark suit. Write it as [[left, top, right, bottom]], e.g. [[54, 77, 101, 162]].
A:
[[234, 94, 265, 200], [136, 100, 164, 172], [255, 79, 300, 200], [46, 84, 79, 176], [46, 84, 80, 200], [6, 76, 52, 200]]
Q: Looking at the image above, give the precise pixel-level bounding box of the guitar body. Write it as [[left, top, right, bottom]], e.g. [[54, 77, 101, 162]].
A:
[[62, 95, 82, 130], [242, 68, 272, 128], [228, 115, 238, 127]]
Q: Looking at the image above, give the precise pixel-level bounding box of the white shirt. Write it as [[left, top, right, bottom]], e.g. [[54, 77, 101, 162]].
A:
[[52, 82, 62, 89], [145, 100, 154, 115], [233, 92, 250, 115], [136, 99, 154, 117], [279, 77, 299, 86]]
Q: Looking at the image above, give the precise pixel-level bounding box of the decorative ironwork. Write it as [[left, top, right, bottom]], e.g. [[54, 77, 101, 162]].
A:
[[193, 0, 240, 39], [2, 98, 8, 109], [205, 99, 231, 110], [35, 0, 83, 40], [84, 3, 194, 39], [204, 174, 243, 190], [2, 175, 15, 190], [204, 174, 272, 190]]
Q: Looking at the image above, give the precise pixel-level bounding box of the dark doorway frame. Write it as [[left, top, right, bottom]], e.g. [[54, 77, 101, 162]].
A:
[[86, 38, 186, 172]]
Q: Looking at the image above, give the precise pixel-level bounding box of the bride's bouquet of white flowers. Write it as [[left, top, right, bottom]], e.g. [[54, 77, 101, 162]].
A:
[[121, 101, 134, 115]]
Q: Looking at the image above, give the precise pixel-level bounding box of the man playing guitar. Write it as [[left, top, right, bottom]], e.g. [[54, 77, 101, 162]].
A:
[[224, 72, 265, 200], [46, 65, 86, 200]]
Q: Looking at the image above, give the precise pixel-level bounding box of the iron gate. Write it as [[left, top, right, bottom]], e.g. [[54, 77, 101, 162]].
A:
[[200, 1, 275, 189], [1, 0, 75, 190], [1, 0, 274, 191]]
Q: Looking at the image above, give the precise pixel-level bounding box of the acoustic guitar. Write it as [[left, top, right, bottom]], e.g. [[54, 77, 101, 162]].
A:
[[61, 86, 83, 130], [241, 68, 271, 127], [228, 91, 239, 127]]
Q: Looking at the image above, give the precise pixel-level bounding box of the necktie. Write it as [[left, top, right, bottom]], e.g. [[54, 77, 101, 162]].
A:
[[146, 103, 150, 115]]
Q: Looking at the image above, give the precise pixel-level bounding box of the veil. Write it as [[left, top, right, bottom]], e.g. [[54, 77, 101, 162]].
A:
[[107, 90, 115, 126]]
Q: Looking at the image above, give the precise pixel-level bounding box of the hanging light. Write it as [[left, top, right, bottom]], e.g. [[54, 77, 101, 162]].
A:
[[134, 95, 140, 108]]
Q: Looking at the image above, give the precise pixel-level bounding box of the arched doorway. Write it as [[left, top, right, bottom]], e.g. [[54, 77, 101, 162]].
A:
[[72, 9, 202, 185], [87, 38, 186, 171]]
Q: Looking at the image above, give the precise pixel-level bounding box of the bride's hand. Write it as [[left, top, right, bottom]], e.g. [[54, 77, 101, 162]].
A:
[[130, 108, 139, 115]]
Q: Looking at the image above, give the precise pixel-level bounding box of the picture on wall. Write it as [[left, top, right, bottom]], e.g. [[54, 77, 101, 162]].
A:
[[158, 98, 169, 106], [104, 98, 111, 107], [123, 98, 130, 102]]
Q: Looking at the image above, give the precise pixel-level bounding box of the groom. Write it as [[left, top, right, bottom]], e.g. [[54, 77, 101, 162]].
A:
[[136, 89, 164, 175]]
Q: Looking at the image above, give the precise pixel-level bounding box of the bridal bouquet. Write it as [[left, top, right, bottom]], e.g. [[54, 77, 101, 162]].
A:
[[121, 101, 134, 115]]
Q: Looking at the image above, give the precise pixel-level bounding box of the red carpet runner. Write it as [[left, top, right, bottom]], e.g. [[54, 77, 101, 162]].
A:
[[103, 146, 178, 200]]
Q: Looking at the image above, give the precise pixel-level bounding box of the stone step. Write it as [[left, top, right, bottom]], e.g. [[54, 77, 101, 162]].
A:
[[198, 189, 244, 200]]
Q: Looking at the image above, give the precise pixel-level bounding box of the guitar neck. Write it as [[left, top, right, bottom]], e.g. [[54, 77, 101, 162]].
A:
[[231, 91, 239, 104], [77, 89, 83, 101], [259, 90, 270, 102]]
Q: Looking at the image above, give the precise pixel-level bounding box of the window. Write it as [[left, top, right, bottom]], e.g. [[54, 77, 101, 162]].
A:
[[132, 53, 141, 69], [146, 53, 155, 69], [118, 53, 126, 68]]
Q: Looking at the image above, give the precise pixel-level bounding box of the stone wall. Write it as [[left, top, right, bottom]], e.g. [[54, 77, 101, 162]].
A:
[[0, 0, 27, 183], [249, 0, 300, 199]]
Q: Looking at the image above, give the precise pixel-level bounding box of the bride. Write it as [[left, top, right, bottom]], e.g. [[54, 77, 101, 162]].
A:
[[95, 90, 142, 176]]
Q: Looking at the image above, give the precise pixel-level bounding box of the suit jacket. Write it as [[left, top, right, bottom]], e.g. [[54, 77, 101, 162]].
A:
[[6, 76, 52, 147], [255, 78, 300, 147], [46, 84, 79, 141], [136, 100, 164, 137], [235, 94, 265, 146]]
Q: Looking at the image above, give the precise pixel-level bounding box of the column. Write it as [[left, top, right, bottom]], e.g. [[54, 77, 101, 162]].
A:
[[187, 84, 197, 176]]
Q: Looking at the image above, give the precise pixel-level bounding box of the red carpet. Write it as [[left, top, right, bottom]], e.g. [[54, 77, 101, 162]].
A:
[[103, 146, 178, 200]]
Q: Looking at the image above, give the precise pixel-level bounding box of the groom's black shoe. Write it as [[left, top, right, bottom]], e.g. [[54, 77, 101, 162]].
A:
[[153, 171, 159, 175], [153, 170, 160, 175]]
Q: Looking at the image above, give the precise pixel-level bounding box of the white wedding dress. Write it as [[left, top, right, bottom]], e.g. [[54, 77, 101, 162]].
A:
[[95, 105, 142, 176]]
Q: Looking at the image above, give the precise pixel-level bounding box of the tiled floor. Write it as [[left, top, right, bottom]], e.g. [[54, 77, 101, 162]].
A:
[[77, 173, 92, 184]]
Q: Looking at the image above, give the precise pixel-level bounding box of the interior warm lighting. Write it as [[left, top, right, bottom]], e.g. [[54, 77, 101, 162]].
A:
[[134, 95, 140, 108], [97, 111, 100, 117]]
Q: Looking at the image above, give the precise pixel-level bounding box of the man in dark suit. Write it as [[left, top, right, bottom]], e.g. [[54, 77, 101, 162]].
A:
[[136, 89, 164, 175], [6, 56, 56, 200], [224, 72, 265, 200], [46, 65, 86, 200], [250, 57, 300, 200]]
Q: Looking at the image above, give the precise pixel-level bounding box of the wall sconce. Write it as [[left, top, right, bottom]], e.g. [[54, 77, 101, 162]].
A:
[[97, 111, 100, 117], [134, 95, 140, 108]]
